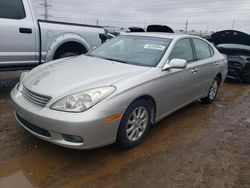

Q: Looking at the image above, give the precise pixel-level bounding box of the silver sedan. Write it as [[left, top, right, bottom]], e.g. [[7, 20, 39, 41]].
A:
[[11, 33, 228, 149]]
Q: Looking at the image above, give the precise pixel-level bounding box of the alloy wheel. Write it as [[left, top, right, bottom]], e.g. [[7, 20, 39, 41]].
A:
[[126, 106, 149, 142], [209, 79, 218, 100]]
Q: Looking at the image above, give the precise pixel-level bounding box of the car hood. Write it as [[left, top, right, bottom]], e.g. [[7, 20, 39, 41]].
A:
[[211, 30, 250, 46], [147, 25, 174, 33], [23, 55, 150, 97]]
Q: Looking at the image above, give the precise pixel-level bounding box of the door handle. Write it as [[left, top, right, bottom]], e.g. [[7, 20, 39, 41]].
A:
[[191, 68, 198, 74], [19, 28, 32, 34]]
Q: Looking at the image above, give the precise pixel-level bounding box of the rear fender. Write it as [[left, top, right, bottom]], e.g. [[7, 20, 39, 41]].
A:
[[45, 33, 91, 62]]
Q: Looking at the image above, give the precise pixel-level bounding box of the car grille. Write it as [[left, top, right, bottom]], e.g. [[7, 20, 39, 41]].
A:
[[228, 61, 242, 69], [16, 113, 51, 137], [22, 87, 51, 106]]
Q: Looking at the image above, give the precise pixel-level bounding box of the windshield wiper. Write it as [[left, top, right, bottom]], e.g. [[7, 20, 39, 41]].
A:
[[102, 57, 128, 64], [87, 54, 129, 64]]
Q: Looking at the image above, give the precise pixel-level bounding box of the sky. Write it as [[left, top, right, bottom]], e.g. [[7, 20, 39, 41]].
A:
[[32, 0, 250, 34]]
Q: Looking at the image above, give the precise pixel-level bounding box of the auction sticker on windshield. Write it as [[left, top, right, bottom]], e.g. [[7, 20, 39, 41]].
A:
[[144, 44, 165, 51]]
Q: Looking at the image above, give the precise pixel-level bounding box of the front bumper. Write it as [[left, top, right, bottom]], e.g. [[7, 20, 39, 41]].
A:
[[227, 57, 249, 80], [227, 63, 243, 79], [11, 85, 122, 149]]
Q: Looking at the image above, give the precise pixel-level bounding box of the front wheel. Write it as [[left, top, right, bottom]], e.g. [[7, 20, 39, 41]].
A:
[[201, 77, 220, 104], [116, 99, 152, 148]]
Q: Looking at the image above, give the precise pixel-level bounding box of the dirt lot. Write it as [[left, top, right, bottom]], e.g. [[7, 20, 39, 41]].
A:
[[0, 71, 250, 188]]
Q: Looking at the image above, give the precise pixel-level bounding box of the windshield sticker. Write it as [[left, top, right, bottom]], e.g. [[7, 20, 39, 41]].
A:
[[144, 44, 165, 51]]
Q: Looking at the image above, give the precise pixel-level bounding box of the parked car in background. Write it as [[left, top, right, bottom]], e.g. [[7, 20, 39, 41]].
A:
[[0, 0, 105, 70], [146, 25, 174, 33], [128, 25, 174, 33], [212, 30, 250, 83], [11, 33, 227, 149], [128, 27, 145, 32]]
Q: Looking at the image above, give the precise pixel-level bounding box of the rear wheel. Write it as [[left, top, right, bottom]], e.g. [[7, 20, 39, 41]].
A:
[[116, 99, 152, 148], [201, 77, 220, 104], [53, 42, 87, 60], [56, 51, 79, 59]]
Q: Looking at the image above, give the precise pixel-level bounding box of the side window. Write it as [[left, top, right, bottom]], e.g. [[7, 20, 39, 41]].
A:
[[0, 0, 26, 19], [169, 39, 194, 62], [193, 39, 211, 60]]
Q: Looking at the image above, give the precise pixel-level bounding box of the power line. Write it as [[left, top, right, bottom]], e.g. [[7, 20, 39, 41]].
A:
[[34, 0, 250, 33]]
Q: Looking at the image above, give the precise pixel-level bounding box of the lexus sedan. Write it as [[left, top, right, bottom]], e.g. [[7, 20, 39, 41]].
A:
[[11, 33, 228, 149]]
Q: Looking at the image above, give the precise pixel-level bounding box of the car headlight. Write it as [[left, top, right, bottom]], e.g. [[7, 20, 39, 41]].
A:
[[20, 71, 28, 82], [50, 86, 116, 112]]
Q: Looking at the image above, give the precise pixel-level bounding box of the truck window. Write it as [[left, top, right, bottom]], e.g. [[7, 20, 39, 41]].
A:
[[0, 0, 26, 19]]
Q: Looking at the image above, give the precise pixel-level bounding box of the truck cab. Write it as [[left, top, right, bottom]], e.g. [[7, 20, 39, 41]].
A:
[[0, 0, 105, 70], [0, 0, 38, 69]]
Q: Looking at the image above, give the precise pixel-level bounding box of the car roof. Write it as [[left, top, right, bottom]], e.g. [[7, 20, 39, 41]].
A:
[[123, 32, 194, 40]]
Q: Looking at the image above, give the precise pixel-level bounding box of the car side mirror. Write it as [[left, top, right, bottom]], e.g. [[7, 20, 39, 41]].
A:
[[163, 59, 187, 71]]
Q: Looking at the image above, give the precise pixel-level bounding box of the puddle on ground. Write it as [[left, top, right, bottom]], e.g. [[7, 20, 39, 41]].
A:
[[0, 82, 248, 188], [0, 170, 33, 188]]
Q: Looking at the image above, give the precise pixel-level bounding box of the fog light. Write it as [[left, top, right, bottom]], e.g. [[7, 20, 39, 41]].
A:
[[62, 134, 83, 143]]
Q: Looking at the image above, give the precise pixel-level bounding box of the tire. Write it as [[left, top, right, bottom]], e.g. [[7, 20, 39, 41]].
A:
[[53, 42, 87, 60], [116, 99, 152, 148], [56, 52, 80, 59], [242, 70, 250, 84], [201, 77, 220, 104]]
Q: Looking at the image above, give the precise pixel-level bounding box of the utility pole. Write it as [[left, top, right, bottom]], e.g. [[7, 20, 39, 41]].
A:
[[44, 0, 48, 20], [144, 18, 147, 30], [232, 19, 235, 30], [185, 19, 188, 34], [96, 19, 99, 26], [206, 25, 209, 32], [39, 0, 52, 20]]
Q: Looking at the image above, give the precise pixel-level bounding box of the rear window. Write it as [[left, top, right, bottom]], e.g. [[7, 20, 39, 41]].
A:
[[209, 46, 214, 57], [193, 39, 212, 60], [0, 0, 26, 19]]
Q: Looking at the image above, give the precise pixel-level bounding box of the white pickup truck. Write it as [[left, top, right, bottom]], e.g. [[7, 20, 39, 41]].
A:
[[0, 0, 105, 70]]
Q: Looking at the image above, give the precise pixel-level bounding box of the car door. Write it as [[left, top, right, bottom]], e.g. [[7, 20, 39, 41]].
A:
[[191, 38, 218, 97], [158, 38, 199, 118], [0, 0, 37, 66]]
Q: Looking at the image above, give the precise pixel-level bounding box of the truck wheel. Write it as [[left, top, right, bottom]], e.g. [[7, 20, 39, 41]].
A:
[[57, 52, 80, 59], [242, 70, 250, 84], [116, 99, 152, 148], [53, 42, 87, 60], [201, 77, 220, 104]]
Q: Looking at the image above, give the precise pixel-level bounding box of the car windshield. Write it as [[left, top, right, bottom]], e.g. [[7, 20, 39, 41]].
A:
[[217, 43, 250, 56], [217, 44, 250, 51], [87, 35, 172, 67]]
